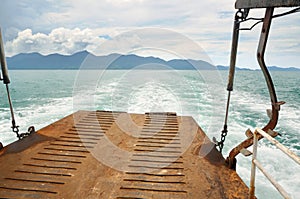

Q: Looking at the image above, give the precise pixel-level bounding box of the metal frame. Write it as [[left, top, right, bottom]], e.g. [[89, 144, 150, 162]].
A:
[[249, 128, 300, 199], [226, 0, 300, 170], [236, 0, 300, 9], [0, 28, 10, 84], [226, 7, 282, 169]]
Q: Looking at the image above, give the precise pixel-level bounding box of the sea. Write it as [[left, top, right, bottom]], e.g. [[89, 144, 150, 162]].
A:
[[0, 69, 299, 198]]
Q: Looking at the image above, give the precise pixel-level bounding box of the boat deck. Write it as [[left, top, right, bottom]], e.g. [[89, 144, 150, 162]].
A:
[[0, 110, 249, 198]]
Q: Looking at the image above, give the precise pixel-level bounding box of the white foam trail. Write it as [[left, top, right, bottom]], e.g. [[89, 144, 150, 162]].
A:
[[0, 97, 74, 146]]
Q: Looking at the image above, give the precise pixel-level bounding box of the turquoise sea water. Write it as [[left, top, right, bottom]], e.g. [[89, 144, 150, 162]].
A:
[[0, 70, 299, 198]]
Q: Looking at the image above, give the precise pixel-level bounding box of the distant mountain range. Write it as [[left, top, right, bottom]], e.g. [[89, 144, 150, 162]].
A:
[[6, 51, 300, 71]]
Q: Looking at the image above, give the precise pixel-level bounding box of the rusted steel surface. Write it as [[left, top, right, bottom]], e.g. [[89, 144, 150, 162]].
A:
[[0, 111, 250, 198], [235, 0, 300, 9]]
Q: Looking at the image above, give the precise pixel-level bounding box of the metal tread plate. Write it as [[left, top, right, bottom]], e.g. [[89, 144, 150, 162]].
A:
[[0, 110, 250, 198]]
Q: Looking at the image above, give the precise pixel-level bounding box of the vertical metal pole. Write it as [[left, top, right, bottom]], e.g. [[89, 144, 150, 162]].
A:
[[0, 28, 10, 84], [249, 130, 258, 199], [0, 28, 20, 138], [227, 12, 240, 92], [219, 11, 241, 154]]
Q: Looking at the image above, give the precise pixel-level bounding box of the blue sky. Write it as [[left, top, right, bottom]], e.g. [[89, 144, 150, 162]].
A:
[[0, 0, 299, 69]]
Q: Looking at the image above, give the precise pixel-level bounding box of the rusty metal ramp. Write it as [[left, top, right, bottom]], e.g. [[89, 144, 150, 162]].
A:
[[0, 111, 249, 198]]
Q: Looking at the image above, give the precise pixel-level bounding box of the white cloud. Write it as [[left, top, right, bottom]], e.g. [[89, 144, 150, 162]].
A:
[[5, 27, 212, 64], [2, 0, 237, 62], [1, 0, 300, 68], [5, 28, 109, 56]]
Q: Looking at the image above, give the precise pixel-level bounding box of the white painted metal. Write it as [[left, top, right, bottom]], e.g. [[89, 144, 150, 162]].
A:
[[249, 130, 258, 199], [249, 128, 300, 199], [256, 128, 300, 165], [253, 159, 291, 199]]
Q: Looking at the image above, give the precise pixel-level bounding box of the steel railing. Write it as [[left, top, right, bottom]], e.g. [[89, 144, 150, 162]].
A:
[[249, 128, 300, 199]]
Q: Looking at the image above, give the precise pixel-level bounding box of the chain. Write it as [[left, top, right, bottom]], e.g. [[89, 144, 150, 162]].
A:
[[217, 125, 228, 153], [10, 115, 35, 140], [10, 112, 35, 140], [19, 126, 35, 139], [11, 120, 20, 139]]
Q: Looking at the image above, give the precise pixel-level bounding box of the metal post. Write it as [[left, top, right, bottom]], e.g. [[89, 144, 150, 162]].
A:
[[227, 11, 241, 92], [249, 130, 258, 199], [0, 27, 20, 138], [218, 11, 241, 154], [0, 28, 10, 84], [253, 159, 291, 199]]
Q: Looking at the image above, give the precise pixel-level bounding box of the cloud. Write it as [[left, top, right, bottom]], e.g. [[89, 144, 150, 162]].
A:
[[2, 0, 237, 61], [0, 0, 69, 39], [1, 0, 235, 34], [5, 28, 108, 56], [1, 0, 300, 68], [5, 27, 212, 64]]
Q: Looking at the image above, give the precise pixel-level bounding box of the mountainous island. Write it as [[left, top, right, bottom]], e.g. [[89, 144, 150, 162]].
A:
[[6, 51, 300, 71]]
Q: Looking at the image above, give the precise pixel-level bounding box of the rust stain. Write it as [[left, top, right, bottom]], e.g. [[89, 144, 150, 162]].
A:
[[0, 111, 250, 198]]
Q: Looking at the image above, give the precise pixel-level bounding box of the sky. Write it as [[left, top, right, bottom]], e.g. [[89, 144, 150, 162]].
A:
[[0, 0, 299, 69]]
